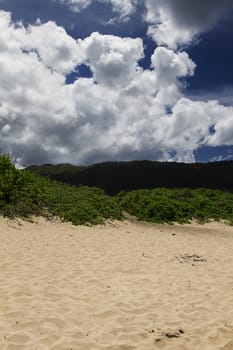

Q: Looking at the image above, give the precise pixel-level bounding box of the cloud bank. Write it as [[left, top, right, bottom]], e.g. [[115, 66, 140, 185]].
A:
[[0, 10, 233, 166]]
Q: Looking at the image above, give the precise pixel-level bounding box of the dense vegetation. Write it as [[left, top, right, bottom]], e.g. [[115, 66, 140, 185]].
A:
[[116, 188, 233, 224], [0, 155, 121, 225], [1, 155, 233, 225]]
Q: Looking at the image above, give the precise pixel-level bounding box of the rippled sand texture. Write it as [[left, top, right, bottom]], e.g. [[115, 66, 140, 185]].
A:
[[1, 217, 233, 350]]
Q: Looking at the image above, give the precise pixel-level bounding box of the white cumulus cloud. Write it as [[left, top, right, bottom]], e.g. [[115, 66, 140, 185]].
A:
[[22, 21, 82, 74], [76, 32, 144, 87], [0, 10, 233, 166]]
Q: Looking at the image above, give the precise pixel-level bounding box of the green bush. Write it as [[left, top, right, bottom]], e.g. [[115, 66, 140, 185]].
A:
[[0, 154, 121, 224], [116, 188, 233, 224], [39, 182, 122, 225], [0, 155, 43, 217]]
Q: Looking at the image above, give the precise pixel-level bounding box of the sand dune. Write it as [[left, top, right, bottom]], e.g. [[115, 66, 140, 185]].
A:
[[1, 216, 233, 349]]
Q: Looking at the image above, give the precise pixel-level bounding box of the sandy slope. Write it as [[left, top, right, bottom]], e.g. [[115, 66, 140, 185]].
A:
[[1, 216, 233, 350]]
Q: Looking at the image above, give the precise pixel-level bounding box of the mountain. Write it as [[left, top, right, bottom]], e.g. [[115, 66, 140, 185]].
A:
[[27, 160, 233, 195]]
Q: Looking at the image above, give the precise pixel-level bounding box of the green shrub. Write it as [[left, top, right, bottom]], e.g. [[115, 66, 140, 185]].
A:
[[0, 155, 43, 217], [0, 154, 121, 224], [116, 188, 233, 224]]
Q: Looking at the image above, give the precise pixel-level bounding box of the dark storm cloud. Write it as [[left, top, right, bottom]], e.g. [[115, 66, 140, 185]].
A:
[[145, 0, 233, 48], [159, 0, 233, 29]]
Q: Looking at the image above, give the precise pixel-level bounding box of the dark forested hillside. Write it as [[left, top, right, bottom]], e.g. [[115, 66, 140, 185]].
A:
[[27, 160, 233, 195]]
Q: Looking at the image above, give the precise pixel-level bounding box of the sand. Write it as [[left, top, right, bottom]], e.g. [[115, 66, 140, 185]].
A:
[[1, 216, 233, 350]]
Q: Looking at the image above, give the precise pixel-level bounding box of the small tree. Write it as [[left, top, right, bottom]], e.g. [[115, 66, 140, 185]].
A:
[[0, 154, 42, 217], [0, 154, 20, 204]]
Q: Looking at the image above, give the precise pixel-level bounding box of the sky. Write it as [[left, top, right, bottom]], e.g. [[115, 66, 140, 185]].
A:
[[0, 0, 233, 166]]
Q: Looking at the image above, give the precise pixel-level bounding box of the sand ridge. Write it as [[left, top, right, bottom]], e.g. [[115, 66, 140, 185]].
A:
[[1, 217, 233, 349]]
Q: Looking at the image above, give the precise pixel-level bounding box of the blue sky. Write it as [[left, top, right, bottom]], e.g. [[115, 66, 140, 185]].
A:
[[0, 0, 233, 165]]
